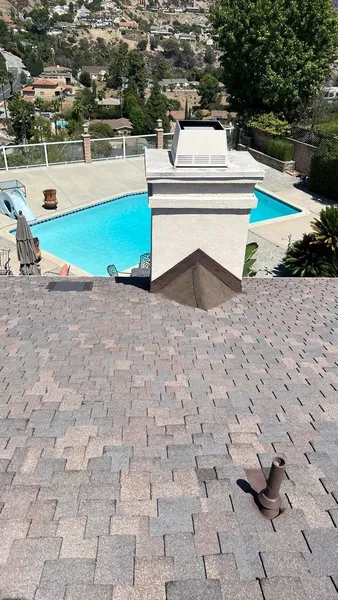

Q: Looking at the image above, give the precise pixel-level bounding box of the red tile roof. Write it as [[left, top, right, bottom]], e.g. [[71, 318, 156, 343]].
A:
[[33, 79, 59, 87]]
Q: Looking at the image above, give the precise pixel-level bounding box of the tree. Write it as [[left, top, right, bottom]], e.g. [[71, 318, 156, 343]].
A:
[[79, 71, 91, 87], [174, 41, 195, 70], [146, 80, 169, 131], [32, 116, 53, 143], [34, 96, 45, 117], [92, 79, 97, 98], [0, 54, 9, 121], [308, 141, 338, 201], [210, 0, 338, 120], [8, 93, 35, 142], [123, 78, 142, 119], [150, 37, 158, 51], [29, 7, 51, 35], [26, 54, 44, 77], [106, 42, 129, 89], [89, 122, 114, 138], [166, 98, 181, 111], [130, 105, 150, 135], [137, 39, 147, 52], [20, 71, 27, 85], [204, 46, 214, 65], [151, 54, 169, 81], [163, 37, 180, 60], [198, 74, 220, 109], [0, 20, 10, 47], [128, 50, 147, 98], [184, 98, 188, 119]]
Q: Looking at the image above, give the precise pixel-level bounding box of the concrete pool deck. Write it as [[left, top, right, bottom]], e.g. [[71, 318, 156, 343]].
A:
[[0, 156, 335, 275]]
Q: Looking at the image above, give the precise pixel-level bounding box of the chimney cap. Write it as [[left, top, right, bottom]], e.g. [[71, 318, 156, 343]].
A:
[[170, 120, 229, 168]]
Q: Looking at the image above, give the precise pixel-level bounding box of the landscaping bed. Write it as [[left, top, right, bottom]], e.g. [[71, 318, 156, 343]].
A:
[[248, 147, 295, 173]]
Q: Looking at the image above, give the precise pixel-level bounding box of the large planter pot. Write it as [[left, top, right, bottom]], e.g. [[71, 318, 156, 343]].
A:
[[43, 188, 57, 210], [33, 237, 41, 262]]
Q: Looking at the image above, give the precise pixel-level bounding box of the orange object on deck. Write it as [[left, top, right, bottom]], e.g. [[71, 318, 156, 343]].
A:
[[58, 264, 70, 276]]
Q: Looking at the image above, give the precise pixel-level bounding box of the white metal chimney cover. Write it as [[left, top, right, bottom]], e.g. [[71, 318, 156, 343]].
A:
[[170, 120, 229, 168]]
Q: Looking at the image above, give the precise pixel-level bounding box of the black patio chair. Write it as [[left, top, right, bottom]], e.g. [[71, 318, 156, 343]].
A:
[[0, 249, 12, 275], [107, 264, 118, 277]]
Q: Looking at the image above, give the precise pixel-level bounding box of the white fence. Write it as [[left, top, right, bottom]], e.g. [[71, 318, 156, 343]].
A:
[[0, 139, 85, 170], [0, 126, 235, 171], [90, 134, 157, 161]]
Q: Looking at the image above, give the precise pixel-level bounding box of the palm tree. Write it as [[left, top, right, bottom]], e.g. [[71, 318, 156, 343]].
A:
[[283, 233, 328, 277], [311, 205, 338, 251], [51, 98, 61, 136], [34, 96, 44, 117], [97, 90, 106, 107]]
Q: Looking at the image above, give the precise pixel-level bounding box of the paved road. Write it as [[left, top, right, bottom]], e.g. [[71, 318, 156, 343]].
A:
[[0, 49, 26, 101]]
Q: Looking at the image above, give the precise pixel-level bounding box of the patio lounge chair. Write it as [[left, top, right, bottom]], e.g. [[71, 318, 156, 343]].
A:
[[0, 249, 12, 275], [139, 253, 151, 268], [107, 264, 118, 277], [43, 264, 70, 276], [131, 253, 151, 278]]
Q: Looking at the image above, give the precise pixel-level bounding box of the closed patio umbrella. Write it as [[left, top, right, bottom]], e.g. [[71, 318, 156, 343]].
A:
[[16, 211, 40, 275]]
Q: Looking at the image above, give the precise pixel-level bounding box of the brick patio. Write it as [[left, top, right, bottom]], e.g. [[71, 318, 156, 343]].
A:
[[0, 277, 337, 599]]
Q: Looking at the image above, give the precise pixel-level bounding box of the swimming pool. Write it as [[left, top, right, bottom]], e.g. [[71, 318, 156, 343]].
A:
[[21, 189, 300, 276]]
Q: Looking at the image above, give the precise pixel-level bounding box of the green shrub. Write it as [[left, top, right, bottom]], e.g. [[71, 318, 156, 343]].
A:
[[314, 120, 338, 136], [283, 233, 328, 277], [243, 242, 258, 277], [268, 138, 294, 161], [308, 140, 338, 200], [283, 206, 338, 276], [248, 112, 291, 137]]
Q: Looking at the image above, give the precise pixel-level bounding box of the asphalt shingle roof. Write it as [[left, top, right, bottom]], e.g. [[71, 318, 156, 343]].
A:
[[0, 276, 337, 600]]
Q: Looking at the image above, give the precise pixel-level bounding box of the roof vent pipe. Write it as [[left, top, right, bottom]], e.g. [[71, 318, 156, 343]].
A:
[[257, 457, 286, 519]]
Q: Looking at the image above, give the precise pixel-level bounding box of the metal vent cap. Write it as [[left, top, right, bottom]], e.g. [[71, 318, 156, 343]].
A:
[[170, 120, 229, 168]]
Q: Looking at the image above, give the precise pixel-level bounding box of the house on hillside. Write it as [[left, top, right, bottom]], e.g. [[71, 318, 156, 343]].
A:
[[177, 32, 197, 42], [41, 66, 74, 86], [159, 78, 189, 91], [22, 79, 73, 100], [81, 66, 107, 81], [150, 24, 174, 37], [95, 97, 121, 107], [54, 21, 77, 30], [118, 20, 138, 29], [53, 5, 69, 15], [91, 118, 132, 135]]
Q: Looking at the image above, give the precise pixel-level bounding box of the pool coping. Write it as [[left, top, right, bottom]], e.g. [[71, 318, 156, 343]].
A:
[[2, 185, 306, 276]]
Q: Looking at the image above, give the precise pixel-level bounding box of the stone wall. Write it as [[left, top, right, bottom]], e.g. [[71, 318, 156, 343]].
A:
[[248, 147, 295, 173], [252, 129, 271, 153], [287, 138, 316, 175]]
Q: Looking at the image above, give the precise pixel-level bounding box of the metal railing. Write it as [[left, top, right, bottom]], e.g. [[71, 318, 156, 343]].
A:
[[47, 140, 84, 165], [91, 136, 124, 161], [0, 128, 236, 171]]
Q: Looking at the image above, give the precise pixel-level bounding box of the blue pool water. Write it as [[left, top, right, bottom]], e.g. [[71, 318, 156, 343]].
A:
[[250, 189, 299, 223], [24, 190, 300, 276]]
